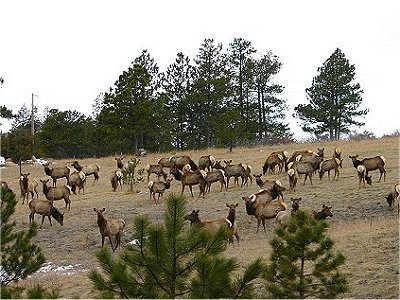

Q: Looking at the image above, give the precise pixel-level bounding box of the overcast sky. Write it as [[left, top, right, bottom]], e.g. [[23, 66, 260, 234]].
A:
[[1, 0, 399, 139]]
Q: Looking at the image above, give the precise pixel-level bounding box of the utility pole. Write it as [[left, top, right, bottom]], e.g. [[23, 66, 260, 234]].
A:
[[31, 93, 38, 154]]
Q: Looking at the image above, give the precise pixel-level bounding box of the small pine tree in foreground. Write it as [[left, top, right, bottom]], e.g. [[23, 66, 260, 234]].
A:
[[89, 193, 263, 298], [263, 210, 348, 298], [0, 187, 59, 298]]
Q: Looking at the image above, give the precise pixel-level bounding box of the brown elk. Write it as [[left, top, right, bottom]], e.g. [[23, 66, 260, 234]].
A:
[[93, 208, 126, 252]]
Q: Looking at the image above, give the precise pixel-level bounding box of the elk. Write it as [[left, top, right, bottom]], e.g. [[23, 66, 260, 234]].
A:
[[287, 168, 298, 193], [29, 199, 64, 228], [184, 205, 239, 244], [148, 177, 173, 204], [43, 162, 71, 187], [198, 155, 216, 171], [252, 174, 286, 200], [319, 158, 343, 180], [69, 171, 86, 195], [40, 179, 72, 210], [19, 172, 39, 204], [169, 155, 198, 171], [275, 197, 301, 228], [205, 169, 227, 192], [242, 189, 288, 233], [349, 155, 386, 182], [287, 161, 314, 185], [110, 170, 123, 192], [356, 165, 372, 188], [312, 205, 333, 220], [71, 161, 100, 184], [170, 165, 207, 198], [145, 164, 168, 182], [263, 153, 285, 174], [94, 208, 126, 252]]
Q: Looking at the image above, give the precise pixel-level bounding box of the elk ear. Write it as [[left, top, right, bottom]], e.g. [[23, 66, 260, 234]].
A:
[[102, 207, 106, 212], [235, 203, 238, 207], [226, 203, 229, 207], [290, 197, 293, 200], [195, 210, 199, 213], [298, 197, 302, 201], [93, 208, 97, 212]]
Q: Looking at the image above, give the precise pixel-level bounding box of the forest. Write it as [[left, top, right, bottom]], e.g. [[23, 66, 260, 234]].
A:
[[1, 39, 368, 161]]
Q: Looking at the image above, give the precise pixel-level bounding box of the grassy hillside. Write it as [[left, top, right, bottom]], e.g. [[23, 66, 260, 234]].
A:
[[2, 136, 399, 298]]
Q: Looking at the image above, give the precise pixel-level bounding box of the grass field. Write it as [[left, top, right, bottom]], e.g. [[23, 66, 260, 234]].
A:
[[2, 136, 399, 298]]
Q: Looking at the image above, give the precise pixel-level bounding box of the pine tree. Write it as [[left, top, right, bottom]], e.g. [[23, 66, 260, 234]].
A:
[[89, 193, 263, 298], [263, 210, 348, 298], [294, 48, 367, 140], [0, 187, 59, 298]]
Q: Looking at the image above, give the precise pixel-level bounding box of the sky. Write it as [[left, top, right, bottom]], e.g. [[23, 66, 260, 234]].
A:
[[1, 0, 399, 139]]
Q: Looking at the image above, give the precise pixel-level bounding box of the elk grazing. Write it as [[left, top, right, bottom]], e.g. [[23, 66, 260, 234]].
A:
[[145, 164, 168, 182], [349, 154, 386, 182], [242, 189, 288, 233], [93, 208, 126, 252], [356, 165, 373, 188], [252, 174, 286, 200], [148, 177, 173, 204], [71, 161, 100, 184], [319, 158, 343, 180], [110, 170, 123, 192], [263, 153, 285, 174], [19, 172, 39, 204], [275, 197, 301, 227], [43, 162, 71, 187], [69, 171, 86, 195], [312, 205, 333, 220], [29, 199, 64, 228], [40, 179, 72, 210], [198, 155, 216, 171], [205, 169, 227, 192], [384, 183, 399, 215]]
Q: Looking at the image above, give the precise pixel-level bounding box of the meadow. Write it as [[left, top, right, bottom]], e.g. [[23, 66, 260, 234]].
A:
[[2, 136, 399, 298]]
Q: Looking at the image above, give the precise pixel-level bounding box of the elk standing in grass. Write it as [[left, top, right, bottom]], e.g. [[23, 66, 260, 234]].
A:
[[71, 161, 100, 184], [19, 172, 39, 204], [170, 164, 207, 198], [148, 177, 173, 204], [69, 171, 86, 195], [319, 158, 343, 180], [29, 199, 64, 228], [93, 208, 126, 252], [40, 179, 72, 210], [349, 154, 386, 182], [242, 189, 288, 233], [43, 162, 71, 187]]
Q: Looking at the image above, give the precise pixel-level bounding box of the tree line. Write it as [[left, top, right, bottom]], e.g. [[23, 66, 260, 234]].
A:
[[0, 39, 367, 161]]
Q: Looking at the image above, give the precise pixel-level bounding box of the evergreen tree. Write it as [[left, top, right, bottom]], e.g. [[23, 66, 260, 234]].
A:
[[0, 187, 58, 298], [89, 193, 263, 298], [294, 48, 367, 140], [263, 210, 348, 298], [0, 105, 14, 119], [191, 38, 231, 148], [163, 52, 195, 149]]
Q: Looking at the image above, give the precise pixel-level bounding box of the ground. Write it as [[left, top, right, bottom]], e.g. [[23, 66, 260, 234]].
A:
[[1, 136, 399, 298]]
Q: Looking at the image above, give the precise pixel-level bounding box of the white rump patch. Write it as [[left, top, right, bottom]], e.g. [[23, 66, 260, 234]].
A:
[[334, 158, 341, 165], [380, 156, 386, 163], [225, 218, 233, 228], [145, 164, 151, 171], [277, 154, 283, 161], [287, 169, 295, 176], [283, 151, 289, 158], [287, 162, 294, 169], [78, 171, 86, 181], [275, 180, 282, 186], [209, 155, 216, 165], [249, 194, 257, 202], [147, 181, 154, 189], [357, 165, 365, 173], [295, 154, 302, 162]]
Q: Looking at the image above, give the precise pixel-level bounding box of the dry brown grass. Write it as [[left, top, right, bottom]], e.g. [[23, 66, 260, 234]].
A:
[[2, 136, 399, 298]]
